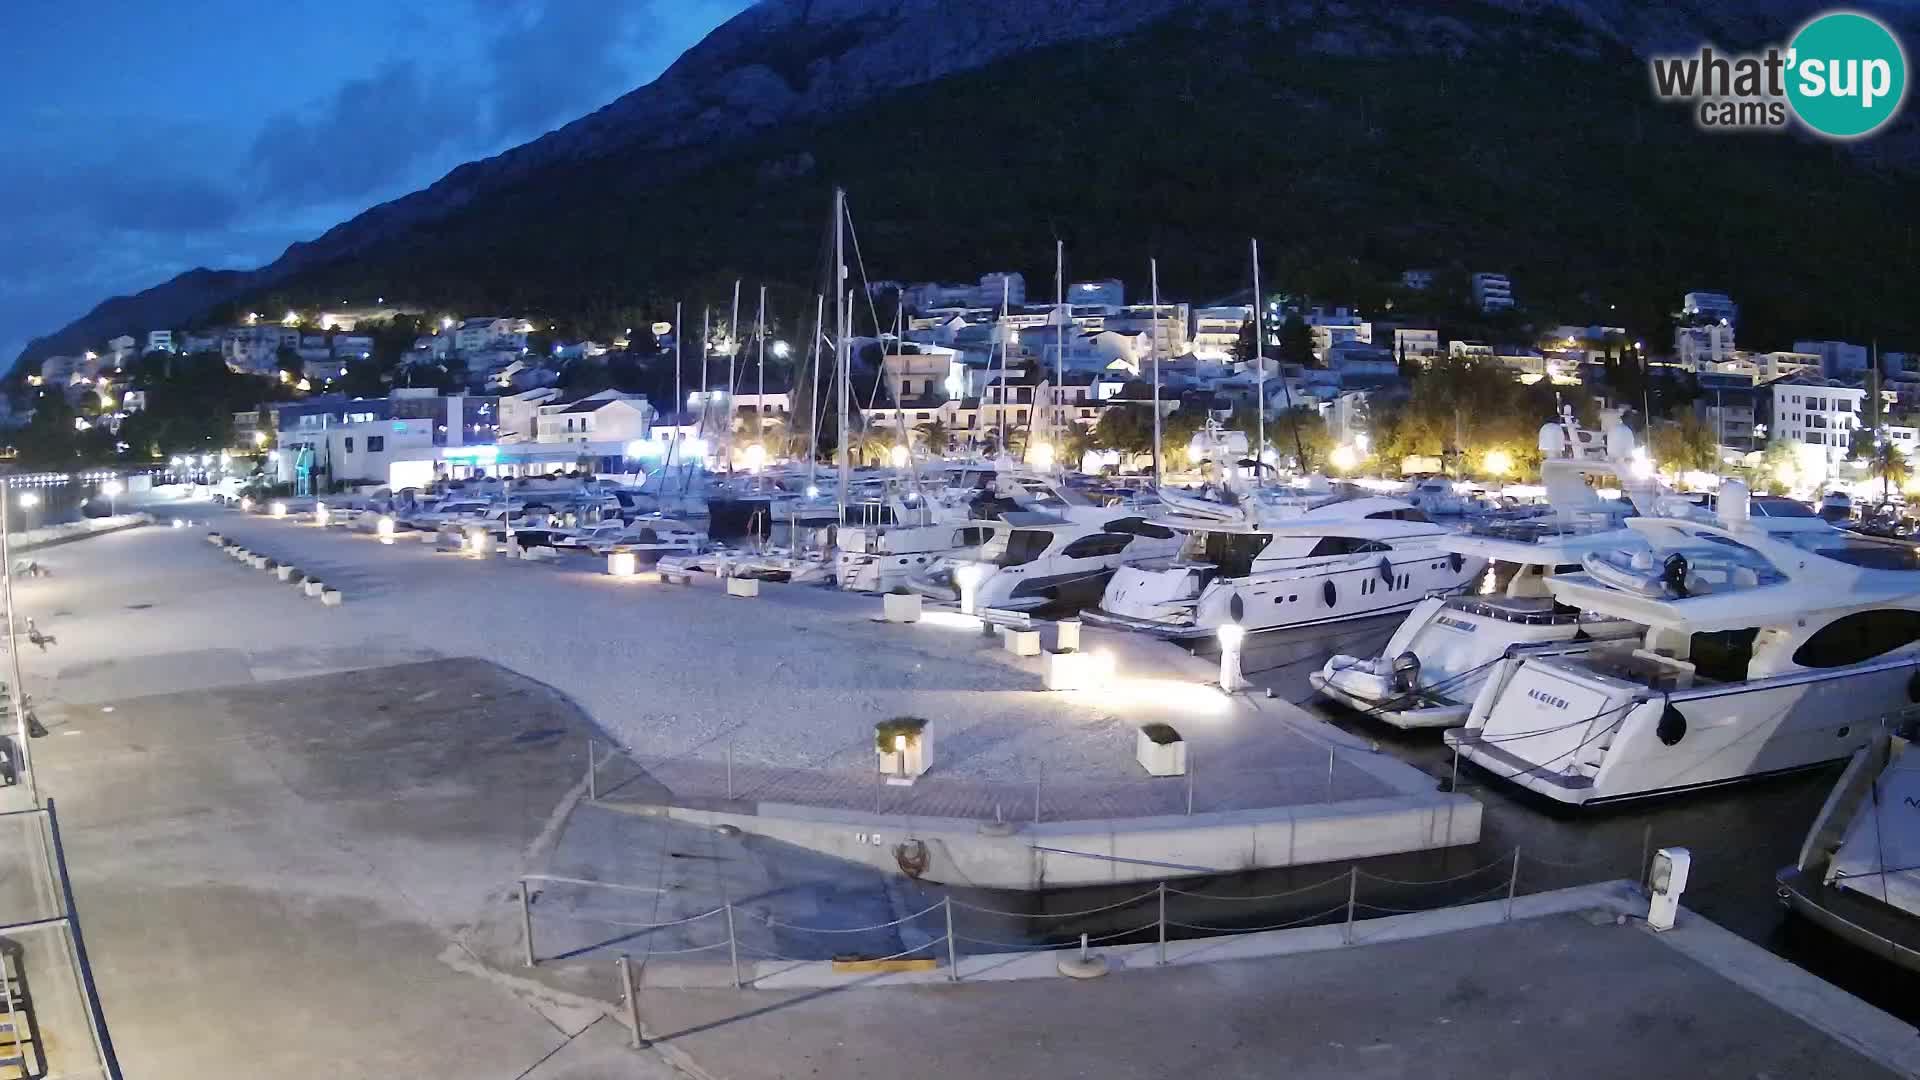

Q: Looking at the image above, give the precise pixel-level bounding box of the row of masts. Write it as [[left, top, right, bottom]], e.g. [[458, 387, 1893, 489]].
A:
[[657, 187, 1306, 519]]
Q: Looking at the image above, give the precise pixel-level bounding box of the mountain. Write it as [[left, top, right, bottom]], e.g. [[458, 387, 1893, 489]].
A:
[[20, 0, 1920, 368]]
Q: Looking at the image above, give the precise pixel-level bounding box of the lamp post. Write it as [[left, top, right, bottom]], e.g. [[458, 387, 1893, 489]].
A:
[[101, 479, 122, 518]]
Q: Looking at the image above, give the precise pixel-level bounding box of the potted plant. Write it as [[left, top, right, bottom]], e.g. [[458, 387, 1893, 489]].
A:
[[1136, 723, 1187, 777], [875, 716, 932, 782]]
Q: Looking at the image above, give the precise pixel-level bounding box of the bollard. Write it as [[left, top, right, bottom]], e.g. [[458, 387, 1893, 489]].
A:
[[320, 588, 343, 607], [1217, 623, 1249, 693], [1056, 931, 1109, 979], [1056, 619, 1081, 653], [616, 953, 645, 1048]]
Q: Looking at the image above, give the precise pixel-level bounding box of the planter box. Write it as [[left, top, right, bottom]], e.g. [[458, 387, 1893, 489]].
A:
[[877, 728, 933, 784], [726, 577, 760, 598], [320, 589, 343, 607], [1002, 629, 1042, 657], [1136, 728, 1187, 777], [303, 580, 327, 597], [882, 593, 922, 623], [275, 565, 297, 581]]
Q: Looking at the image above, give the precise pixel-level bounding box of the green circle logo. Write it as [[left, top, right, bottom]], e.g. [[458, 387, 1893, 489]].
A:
[[1787, 11, 1907, 138]]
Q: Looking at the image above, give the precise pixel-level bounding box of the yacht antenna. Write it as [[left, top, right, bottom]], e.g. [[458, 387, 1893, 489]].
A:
[[807, 292, 823, 493], [997, 276, 1010, 455], [756, 285, 766, 464], [835, 188, 850, 523], [1150, 258, 1162, 486], [1055, 239, 1066, 471], [726, 278, 740, 471], [1251, 238, 1266, 479]]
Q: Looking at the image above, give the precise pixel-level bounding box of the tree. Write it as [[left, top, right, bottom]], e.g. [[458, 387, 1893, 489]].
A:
[[1648, 413, 1718, 474], [1092, 403, 1156, 455], [1870, 438, 1910, 501], [915, 418, 951, 454], [1229, 316, 1260, 364], [1277, 315, 1315, 367], [275, 345, 304, 381], [1272, 406, 1333, 471], [1369, 355, 1560, 478]]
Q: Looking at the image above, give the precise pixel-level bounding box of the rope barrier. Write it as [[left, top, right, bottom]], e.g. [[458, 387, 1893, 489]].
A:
[[1166, 870, 1352, 903], [1354, 852, 1512, 887], [950, 890, 1159, 920], [747, 900, 945, 934], [1166, 901, 1350, 935]]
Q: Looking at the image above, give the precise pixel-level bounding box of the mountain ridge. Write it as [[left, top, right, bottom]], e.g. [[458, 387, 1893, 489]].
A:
[[18, 0, 1919, 369]]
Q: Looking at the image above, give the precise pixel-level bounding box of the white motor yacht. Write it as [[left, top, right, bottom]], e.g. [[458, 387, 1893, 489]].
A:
[[1311, 415, 1649, 728], [939, 512, 1183, 614], [1446, 479, 1920, 807], [1778, 723, 1920, 971], [1085, 496, 1483, 639], [587, 518, 706, 563]]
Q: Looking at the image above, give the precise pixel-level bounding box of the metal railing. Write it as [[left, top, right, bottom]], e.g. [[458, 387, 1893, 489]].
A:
[[517, 839, 1653, 1048]]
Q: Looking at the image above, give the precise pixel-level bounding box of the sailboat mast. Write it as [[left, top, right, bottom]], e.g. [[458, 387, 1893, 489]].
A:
[[665, 300, 683, 474], [1251, 238, 1264, 475], [1055, 239, 1065, 468], [726, 279, 740, 471], [699, 305, 710, 446], [808, 292, 823, 491], [835, 188, 850, 522], [1150, 257, 1162, 485], [756, 284, 766, 460], [997, 276, 1010, 453]]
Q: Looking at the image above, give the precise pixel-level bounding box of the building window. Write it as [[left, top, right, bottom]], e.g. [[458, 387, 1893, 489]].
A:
[[368, 436, 385, 452], [344, 437, 354, 452]]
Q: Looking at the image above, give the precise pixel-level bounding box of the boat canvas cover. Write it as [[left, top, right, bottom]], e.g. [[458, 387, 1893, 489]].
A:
[[1829, 761, 1920, 917]]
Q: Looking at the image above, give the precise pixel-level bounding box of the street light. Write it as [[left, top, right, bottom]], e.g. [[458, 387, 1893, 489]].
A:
[[1329, 444, 1360, 473], [1483, 449, 1513, 478], [102, 479, 123, 517], [16, 493, 39, 509]]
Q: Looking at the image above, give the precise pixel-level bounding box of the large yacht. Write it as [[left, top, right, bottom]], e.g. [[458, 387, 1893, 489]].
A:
[[1311, 415, 1647, 728], [1083, 496, 1483, 639], [918, 513, 1182, 614], [1778, 722, 1920, 971], [1446, 480, 1920, 807]]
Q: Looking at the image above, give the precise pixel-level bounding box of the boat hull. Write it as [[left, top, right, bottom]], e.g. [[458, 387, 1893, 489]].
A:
[[1777, 865, 1920, 974]]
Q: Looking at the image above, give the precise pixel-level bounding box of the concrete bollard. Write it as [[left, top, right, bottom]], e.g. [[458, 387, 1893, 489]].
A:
[[275, 564, 297, 581], [1043, 650, 1111, 691], [606, 551, 638, 577], [320, 588, 343, 606], [251, 555, 270, 570], [1056, 619, 1081, 653], [882, 592, 922, 623], [725, 577, 760, 598], [303, 580, 327, 597], [206, 533, 224, 545], [1002, 628, 1042, 657], [1217, 624, 1251, 693]]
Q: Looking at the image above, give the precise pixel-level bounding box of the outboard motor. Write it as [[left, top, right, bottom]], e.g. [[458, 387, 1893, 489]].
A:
[[1390, 651, 1421, 694]]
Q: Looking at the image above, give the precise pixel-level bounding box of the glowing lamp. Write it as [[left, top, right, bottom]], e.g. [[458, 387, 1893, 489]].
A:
[[1483, 448, 1513, 478], [102, 480, 123, 497], [889, 444, 910, 469], [314, 503, 331, 527], [376, 515, 396, 543], [744, 444, 769, 473], [1030, 442, 1055, 470], [955, 562, 985, 615], [239, 496, 254, 512], [269, 501, 288, 518], [607, 550, 638, 577], [1329, 444, 1360, 472]]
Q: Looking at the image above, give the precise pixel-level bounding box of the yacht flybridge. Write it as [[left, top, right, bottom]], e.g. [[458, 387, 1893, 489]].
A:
[[1084, 495, 1484, 639], [1447, 480, 1920, 807], [1311, 414, 1648, 728]]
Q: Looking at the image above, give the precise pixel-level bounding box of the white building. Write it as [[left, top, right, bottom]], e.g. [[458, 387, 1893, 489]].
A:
[[105, 335, 137, 369], [978, 272, 1026, 308], [499, 388, 563, 443], [1769, 377, 1863, 465], [333, 334, 375, 360], [1104, 304, 1189, 362], [1676, 323, 1736, 370], [224, 325, 299, 374], [533, 392, 655, 450], [1392, 328, 1439, 362], [145, 330, 175, 354], [1401, 270, 1434, 291], [1068, 279, 1124, 309], [1190, 306, 1252, 361], [1449, 340, 1494, 360], [1794, 339, 1871, 378], [1471, 273, 1514, 312], [1682, 291, 1738, 328], [1756, 350, 1824, 381], [455, 317, 533, 355]]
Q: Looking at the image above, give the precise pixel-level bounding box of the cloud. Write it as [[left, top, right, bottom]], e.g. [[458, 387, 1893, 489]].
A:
[[248, 60, 472, 206], [484, 1, 640, 138]]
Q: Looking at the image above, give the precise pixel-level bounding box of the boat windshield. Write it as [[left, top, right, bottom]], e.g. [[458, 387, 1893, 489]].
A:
[[1784, 533, 1920, 570], [1178, 530, 1270, 577], [994, 530, 1055, 567]]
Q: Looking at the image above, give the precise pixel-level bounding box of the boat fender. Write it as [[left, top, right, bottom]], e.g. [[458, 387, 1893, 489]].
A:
[[1657, 703, 1687, 746], [1323, 580, 1337, 607], [893, 838, 930, 879], [1230, 593, 1245, 622], [1449, 552, 1464, 573], [1378, 557, 1395, 585]]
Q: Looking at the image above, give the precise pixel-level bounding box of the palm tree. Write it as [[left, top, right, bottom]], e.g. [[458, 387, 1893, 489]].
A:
[[915, 418, 951, 455], [1871, 437, 1910, 502]]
